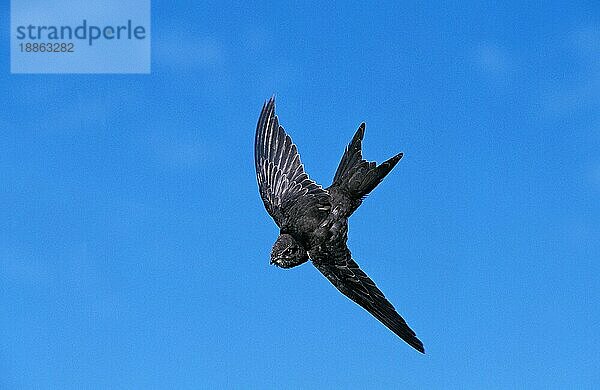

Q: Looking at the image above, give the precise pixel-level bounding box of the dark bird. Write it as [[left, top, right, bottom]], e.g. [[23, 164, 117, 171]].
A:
[[254, 97, 424, 353]]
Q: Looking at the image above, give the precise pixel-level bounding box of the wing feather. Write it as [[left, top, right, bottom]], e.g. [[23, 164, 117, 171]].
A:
[[255, 97, 329, 227], [312, 242, 425, 353]]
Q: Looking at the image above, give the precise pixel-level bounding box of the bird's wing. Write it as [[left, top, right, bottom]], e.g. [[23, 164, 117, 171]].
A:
[[311, 241, 424, 353], [255, 97, 329, 227]]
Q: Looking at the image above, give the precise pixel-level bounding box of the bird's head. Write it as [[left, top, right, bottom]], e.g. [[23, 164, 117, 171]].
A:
[[270, 234, 309, 268]]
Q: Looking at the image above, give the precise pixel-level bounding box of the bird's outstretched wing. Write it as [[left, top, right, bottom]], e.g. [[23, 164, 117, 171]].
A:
[[311, 241, 425, 353], [255, 97, 330, 227]]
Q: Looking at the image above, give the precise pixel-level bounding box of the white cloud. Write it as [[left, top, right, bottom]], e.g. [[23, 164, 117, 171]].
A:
[[540, 25, 600, 116], [540, 74, 600, 115], [147, 130, 209, 170], [0, 245, 51, 284], [570, 25, 600, 59], [475, 43, 512, 76], [153, 32, 225, 69]]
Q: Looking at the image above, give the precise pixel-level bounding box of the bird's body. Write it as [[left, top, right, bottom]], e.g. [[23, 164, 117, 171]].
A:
[[255, 97, 424, 353]]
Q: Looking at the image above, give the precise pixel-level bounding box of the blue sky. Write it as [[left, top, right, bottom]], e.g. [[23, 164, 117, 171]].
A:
[[1, 1, 599, 388]]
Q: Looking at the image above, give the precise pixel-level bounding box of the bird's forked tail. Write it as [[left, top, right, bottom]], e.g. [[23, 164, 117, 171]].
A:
[[332, 123, 403, 202]]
